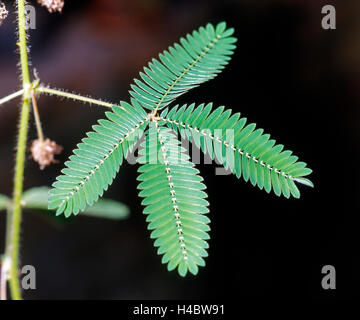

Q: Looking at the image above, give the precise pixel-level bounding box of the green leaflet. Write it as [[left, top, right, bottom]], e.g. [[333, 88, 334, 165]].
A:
[[137, 124, 210, 276], [161, 103, 313, 197], [0, 194, 10, 211], [49, 100, 148, 216], [130, 22, 237, 111], [23, 187, 129, 220]]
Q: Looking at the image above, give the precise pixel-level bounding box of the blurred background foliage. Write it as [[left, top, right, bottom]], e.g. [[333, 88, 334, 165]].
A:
[[0, 0, 358, 299]]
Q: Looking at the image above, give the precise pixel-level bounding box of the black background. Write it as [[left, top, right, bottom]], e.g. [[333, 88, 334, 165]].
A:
[[0, 0, 358, 300]]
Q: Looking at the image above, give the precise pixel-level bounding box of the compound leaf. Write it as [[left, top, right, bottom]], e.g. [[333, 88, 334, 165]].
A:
[[47, 21, 314, 278]]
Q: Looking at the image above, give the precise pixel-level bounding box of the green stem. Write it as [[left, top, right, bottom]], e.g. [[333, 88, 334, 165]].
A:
[[6, 0, 32, 300], [36, 86, 114, 108]]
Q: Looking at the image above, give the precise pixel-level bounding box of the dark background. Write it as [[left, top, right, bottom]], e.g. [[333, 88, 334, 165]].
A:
[[0, 0, 358, 300]]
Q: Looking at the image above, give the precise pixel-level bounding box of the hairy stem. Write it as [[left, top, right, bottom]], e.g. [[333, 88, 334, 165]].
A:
[[36, 86, 114, 108], [0, 89, 24, 106], [5, 0, 33, 300]]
